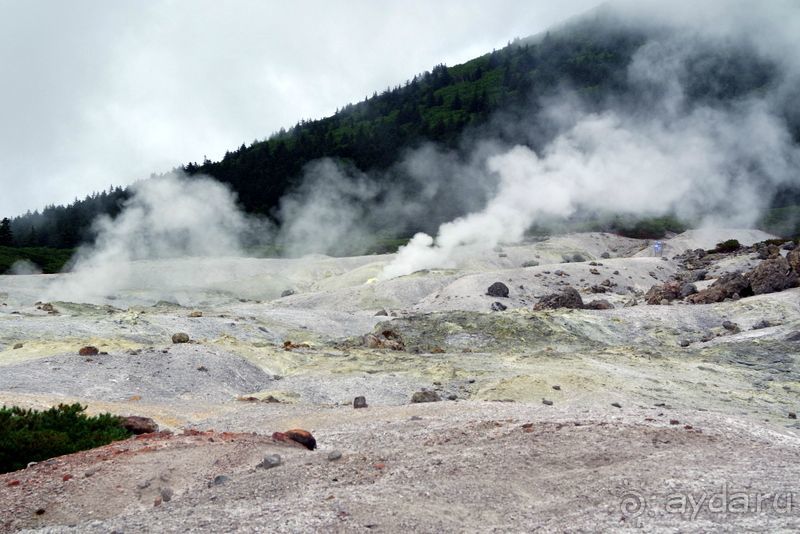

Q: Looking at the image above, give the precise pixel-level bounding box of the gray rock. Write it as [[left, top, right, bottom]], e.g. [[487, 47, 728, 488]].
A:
[[353, 396, 368, 409], [411, 390, 441, 403], [679, 283, 698, 298], [611, 402, 621, 408], [534, 287, 583, 310], [521, 260, 539, 268], [374, 309, 388, 316], [722, 320, 740, 332], [120, 416, 159, 435], [486, 282, 510, 298], [257, 454, 282, 469], [601, 252, 611, 259], [209, 475, 230, 486], [752, 320, 772, 330], [328, 450, 343, 461], [171, 332, 190, 344], [490, 301, 507, 312], [280, 289, 295, 297], [542, 399, 553, 406], [160, 487, 174, 502], [679, 339, 691, 347]]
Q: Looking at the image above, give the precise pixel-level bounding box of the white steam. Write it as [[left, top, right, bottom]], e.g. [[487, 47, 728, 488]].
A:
[[46, 172, 250, 302], [380, 3, 800, 279]]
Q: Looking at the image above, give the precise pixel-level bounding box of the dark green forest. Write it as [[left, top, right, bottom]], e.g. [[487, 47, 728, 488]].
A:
[[3, 9, 799, 263]]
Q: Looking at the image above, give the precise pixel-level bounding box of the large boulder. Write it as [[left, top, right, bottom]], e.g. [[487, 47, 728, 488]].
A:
[[747, 257, 798, 295], [533, 287, 584, 310], [120, 415, 159, 435], [686, 272, 752, 304], [486, 282, 510, 298], [787, 248, 800, 274], [644, 281, 682, 305]]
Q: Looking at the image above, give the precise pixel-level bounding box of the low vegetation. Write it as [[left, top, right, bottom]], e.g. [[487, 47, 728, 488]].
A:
[[0, 246, 74, 274], [0, 404, 131, 474]]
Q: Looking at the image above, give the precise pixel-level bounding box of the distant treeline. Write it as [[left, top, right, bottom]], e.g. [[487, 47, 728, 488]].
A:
[[4, 10, 798, 251]]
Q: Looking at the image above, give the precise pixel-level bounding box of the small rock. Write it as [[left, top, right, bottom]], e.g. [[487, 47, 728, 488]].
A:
[[210, 475, 230, 486], [585, 299, 612, 310], [171, 332, 190, 344], [522, 260, 539, 268], [722, 320, 740, 332], [411, 390, 441, 403], [12, 343, 23, 349], [679, 339, 691, 347], [280, 289, 295, 298], [447, 394, 458, 401], [669, 419, 680, 425], [789, 412, 797, 420], [611, 402, 621, 408], [257, 454, 282, 469], [486, 282, 510, 298], [374, 309, 388, 316], [196, 365, 209, 372], [552, 385, 561, 390], [188, 311, 203, 318], [542, 399, 553, 406], [7, 480, 20, 487], [328, 450, 343, 461], [752, 320, 772, 330], [160, 487, 174, 502], [601, 252, 611, 259], [84, 467, 99, 478], [353, 396, 368, 409], [78, 346, 99, 356], [35, 508, 45, 516], [409, 415, 423, 421], [490, 301, 507, 312]]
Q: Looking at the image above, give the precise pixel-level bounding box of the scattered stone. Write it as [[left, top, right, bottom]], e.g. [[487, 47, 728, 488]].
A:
[[679, 283, 698, 298], [196, 365, 209, 372], [35, 508, 45, 516], [590, 285, 607, 294], [160, 487, 174, 502], [364, 329, 405, 351], [669, 419, 680, 425], [120, 415, 159, 435], [353, 396, 368, 409], [490, 301, 507, 312], [552, 385, 561, 391], [84, 467, 99, 478], [687, 272, 752, 304], [171, 332, 190, 344], [209, 475, 230, 486], [589, 268, 600, 275], [78, 346, 99, 356], [280, 289, 295, 298], [542, 399, 553, 406], [585, 299, 613, 310], [257, 454, 282, 469], [521, 260, 539, 268], [447, 394, 458, 401], [752, 320, 772, 330], [486, 282, 510, 298], [645, 281, 682, 305], [188, 311, 203, 318], [747, 256, 798, 295], [409, 416, 423, 421], [679, 339, 691, 348], [411, 390, 441, 403], [611, 402, 621, 408], [12, 343, 22, 349], [534, 287, 584, 310], [788, 412, 797, 420], [601, 252, 611, 259], [283, 340, 310, 350], [374, 309, 388, 316], [40, 303, 56, 313], [328, 450, 343, 461], [7, 480, 20, 487], [722, 320, 740, 333]]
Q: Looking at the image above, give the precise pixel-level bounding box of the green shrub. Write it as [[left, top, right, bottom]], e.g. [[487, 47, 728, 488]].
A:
[[0, 404, 131, 474], [710, 239, 741, 253]]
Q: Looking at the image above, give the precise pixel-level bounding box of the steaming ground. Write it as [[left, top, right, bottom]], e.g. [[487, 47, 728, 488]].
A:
[[2, 229, 800, 532]]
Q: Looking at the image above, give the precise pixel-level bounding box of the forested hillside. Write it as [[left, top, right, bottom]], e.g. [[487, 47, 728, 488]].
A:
[[5, 7, 798, 252]]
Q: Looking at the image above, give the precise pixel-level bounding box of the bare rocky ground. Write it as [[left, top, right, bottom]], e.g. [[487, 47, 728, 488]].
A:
[[1, 229, 799, 532]]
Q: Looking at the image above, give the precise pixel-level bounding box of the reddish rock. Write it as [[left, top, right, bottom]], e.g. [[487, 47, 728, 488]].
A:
[[120, 415, 159, 435], [645, 281, 682, 305], [686, 272, 752, 304], [78, 346, 99, 356], [284, 429, 317, 450], [533, 287, 584, 310], [62, 474, 73, 481], [747, 257, 798, 295], [6, 480, 20, 487]]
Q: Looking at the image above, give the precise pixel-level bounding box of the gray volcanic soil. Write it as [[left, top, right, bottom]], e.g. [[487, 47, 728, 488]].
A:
[[1, 229, 800, 532]]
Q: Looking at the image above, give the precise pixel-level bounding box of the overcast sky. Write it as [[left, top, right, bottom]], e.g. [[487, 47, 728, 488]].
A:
[[0, 0, 600, 218]]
